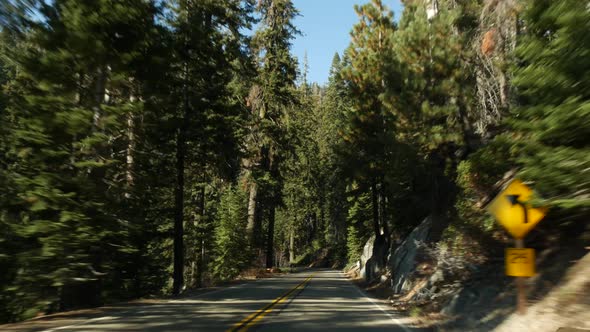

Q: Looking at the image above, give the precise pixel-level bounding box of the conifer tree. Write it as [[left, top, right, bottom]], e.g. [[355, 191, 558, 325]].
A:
[[388, 0, 477, 154], [510, 0, 590, 209], [163, 0, 253, 294], [341, 0, 397, 241], [317, 53, 350, 260], [0, 25, 21, 322], [379, 0, 479, 231], [3, 0, 159, 315], [248, 0, 299, 268], [212, 185, 249, 281]]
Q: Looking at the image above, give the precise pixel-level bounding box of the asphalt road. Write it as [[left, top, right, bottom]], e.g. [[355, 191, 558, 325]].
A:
[[3, 269, 422, 332]]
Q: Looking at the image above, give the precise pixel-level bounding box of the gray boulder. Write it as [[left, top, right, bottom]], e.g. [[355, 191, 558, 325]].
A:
[[389, 216, 433, 293], [428, 269, 445, 287], [441, 288, 479, 316], [359, 235, 375, 280], [359, 234, 389, 282]]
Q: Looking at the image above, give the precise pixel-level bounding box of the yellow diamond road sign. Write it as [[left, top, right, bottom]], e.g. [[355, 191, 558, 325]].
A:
[[487, 179, 547, 239]]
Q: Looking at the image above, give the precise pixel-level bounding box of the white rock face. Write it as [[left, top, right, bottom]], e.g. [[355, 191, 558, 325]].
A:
[[426, 0, 439, 20], [388, 216, 433, 293], [359, 235, 376, 280], [359, 234, 389, 282]]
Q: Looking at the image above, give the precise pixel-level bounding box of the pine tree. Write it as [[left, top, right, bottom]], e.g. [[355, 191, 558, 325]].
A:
[[389, 0, 476, 154], [2, 0, 160, 317], [340, 0, 397, 241], [162, 0, 253, 294], [0, 25, 22, 322], [316, 53, 350, 262], [510, 0, 590, 209], [278, 84, 322, 265], [346, 190, 372, 264], [378, 0, 479, 233], [0, 0, 257, 321], [212, 185, 249, 281], [247, 0, 299, 268]]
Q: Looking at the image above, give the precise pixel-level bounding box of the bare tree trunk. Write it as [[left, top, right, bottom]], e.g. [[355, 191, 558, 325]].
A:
[[371, 179, 380, 237], [380, 181, 390, 237], [190, 261, 196, 287], [93, 65, 108, 128], [319, 188, 326, 240], [200, 238, 205, 284], [173, 123, 186, 295], [246, 181, 258, 245], [196, 185, 205, 288], [173, 58, 189, 295], [289, 226, 295, 264], [265, 204, 276, 268], [124, 95, 136, 199]]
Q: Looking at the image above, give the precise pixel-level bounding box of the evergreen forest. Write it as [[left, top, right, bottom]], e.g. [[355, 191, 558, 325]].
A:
[[0, 0, 588, 323]]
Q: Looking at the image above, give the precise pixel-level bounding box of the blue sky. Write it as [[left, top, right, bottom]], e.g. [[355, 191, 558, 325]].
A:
[[291, 0, 403, 85]]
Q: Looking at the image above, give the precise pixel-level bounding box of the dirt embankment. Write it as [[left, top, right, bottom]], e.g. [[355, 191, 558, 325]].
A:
[[349, 220, 590, 332]]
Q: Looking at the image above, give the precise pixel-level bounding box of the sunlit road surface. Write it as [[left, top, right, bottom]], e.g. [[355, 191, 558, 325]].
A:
[[3, 269, 421, 332]]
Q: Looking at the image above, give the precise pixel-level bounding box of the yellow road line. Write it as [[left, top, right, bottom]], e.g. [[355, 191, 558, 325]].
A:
[[227, 274, 314, 332]]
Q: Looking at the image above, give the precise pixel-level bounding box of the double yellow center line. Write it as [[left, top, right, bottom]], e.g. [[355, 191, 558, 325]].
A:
[[227, 274, 314, 332]]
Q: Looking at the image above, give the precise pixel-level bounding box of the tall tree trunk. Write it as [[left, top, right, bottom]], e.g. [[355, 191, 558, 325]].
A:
[[265, 204, 275, 268], [371, 179, 380, 237], [380, 180, 390, 237], [83, 65, 108, 304], [196, 185, 205, 288], [289, 225, 295, 264], [173, 123, 186, 295], [124, 94, 136, 199], [319, 188, 325, 240], [173, 58, 189, 295], [92, 65, 108, 129], [246, 181, 257, 246], [190, 261, 196, 287]]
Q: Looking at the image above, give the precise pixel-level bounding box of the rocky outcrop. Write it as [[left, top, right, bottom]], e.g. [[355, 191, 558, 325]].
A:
[[388, 216, 434, 294], [359, 234, 388, 282], [359, 235, 375, 280]]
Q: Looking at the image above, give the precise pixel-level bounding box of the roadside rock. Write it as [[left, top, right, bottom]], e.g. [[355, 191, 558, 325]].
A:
[[441, 287, 482, 316], [388, 216, 433, 293], [441, 293, 460, 316], [359, 234, 389, 282], [359, 235, 375, 280], [428, 269, 445, 287]]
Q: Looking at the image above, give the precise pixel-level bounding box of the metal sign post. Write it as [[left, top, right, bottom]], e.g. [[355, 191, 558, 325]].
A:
[[514, 238, 526, 314], [487, 179, 547, 315]]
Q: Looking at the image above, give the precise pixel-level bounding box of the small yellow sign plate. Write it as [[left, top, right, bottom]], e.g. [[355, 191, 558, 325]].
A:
[[487, 179, 547, 239], [505, 248, 535, 277]]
